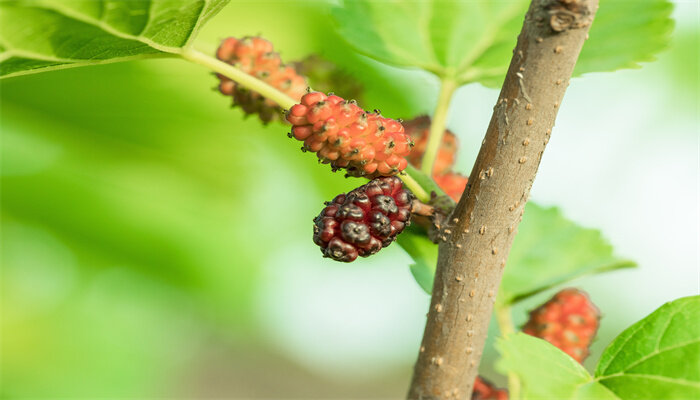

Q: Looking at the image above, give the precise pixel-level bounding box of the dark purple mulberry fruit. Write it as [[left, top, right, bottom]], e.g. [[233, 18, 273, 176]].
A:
[[313, 176, 413, 262]]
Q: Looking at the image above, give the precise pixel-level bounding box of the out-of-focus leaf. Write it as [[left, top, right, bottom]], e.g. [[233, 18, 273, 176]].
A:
[[292, 54, 365, 104], [401, 201, 634, 297], [398, 225, 438, 294], [574, 0, 674, 76], [332, 0, 527, 83], [1, 221, 204, 397], [501, 203, 636, 304], [0, 0, 229, 78], [497, 333, 618, 399], [332, 0, 673, 87], [595, 296, 700, 399]]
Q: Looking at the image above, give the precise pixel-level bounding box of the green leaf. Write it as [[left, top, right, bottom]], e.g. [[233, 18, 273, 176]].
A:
[[501, 203, 636, 304], [332, 0, 673, 86], [397, 224, 437, 294], [331, 0, 527, 83], [574, 0, 674, 76], [0, 0, 229, 78], [595, 296, 700, 400], [497, 333, 619, 400]]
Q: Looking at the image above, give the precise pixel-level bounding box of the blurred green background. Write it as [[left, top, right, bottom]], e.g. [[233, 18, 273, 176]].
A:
[[1, 1, 698, 398]]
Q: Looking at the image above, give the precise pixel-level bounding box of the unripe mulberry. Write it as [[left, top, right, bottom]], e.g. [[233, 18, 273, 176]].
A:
[[216, 36, 307, 123], [473, 377, 508, 400], [287, 92, 412, 178], [433, 172, 468, 202], [313, 176, 413, 262], [522, 288, 600, 363], [404, 115, 459, 175]]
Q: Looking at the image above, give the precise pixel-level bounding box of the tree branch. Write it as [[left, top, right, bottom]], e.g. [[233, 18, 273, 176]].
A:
[[407, 0, 599, 398]]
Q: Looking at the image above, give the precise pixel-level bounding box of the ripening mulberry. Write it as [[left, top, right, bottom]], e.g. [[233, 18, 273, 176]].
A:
[[313, 176, 413, 262], [473, 377, 509, 400], [287, 92, 412, 178], [522, 288, 600, 363], [404, 115, 459, 175], [433, 172, 468, 202], [216, 36, 307, 123]]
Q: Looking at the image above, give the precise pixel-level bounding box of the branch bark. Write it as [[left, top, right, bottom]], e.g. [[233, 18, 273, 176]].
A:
[[407, 0, 598, 398]]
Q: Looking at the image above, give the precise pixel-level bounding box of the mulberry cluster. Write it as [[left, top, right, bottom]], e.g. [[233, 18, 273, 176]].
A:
[[287, 92, 412, 178], [473, 377, 509, 400], [403, 116, 467, 202], [216, 36, 307, 123], [405, 115, 458, 175], [313, 176, 413, 262], [523, 288, 600, 363]]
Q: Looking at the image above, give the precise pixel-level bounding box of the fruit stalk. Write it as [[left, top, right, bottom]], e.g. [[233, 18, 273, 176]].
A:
[[182, 47, 298, 110], [407, 0, 599, 398]]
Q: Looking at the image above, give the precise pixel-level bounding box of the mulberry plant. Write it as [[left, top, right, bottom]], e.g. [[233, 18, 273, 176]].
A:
[[2, 1, 693, 400]]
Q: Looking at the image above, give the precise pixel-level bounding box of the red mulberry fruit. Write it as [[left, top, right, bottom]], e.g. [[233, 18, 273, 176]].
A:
[[404, 115, 459, 175], [287, 92, 412, 178], [473, 377, 508, 400], [522, 288, 600, 363], [433, 172, 468, 202], [313, 176, 413, 262], [216, 36, 307, 123]]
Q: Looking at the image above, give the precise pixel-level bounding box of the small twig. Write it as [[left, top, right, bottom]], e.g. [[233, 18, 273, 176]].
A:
[[411, 200, 435, 217]]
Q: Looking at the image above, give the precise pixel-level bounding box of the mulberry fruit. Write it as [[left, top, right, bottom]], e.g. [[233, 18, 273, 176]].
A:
[[522, 288, 600, 363], [433, 172, 468, 202], [287, 92, 412, 178], [404, 115, 459, 175], [216, 36, 307, 123], [473, 377, 508, 400], [313, 176, 413, 262]]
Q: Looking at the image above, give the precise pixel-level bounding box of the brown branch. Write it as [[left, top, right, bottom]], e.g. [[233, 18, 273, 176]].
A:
[[407, 0, 598, 398]]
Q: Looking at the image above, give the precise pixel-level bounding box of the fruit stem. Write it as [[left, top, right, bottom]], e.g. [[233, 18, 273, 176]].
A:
[[400, 172, 430, 203], [420, 78, 458, 176], [410, 200, 435, 217], [495, 303, 522, 400], [181, 47, 297, 110]]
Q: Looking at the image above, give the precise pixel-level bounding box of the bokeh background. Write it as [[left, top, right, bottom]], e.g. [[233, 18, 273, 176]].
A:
[[1, 1, 698, 398]]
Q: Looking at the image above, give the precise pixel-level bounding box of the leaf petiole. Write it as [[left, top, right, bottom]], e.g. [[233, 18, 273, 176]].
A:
[[421, 78, 457, 176], [495, 302, 522, 400]]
